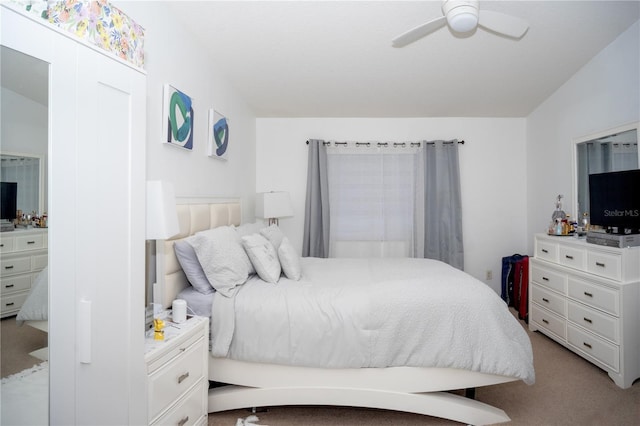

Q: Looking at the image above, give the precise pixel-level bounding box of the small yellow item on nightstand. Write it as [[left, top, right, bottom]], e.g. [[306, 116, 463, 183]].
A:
[[153, 319, 165, 341]]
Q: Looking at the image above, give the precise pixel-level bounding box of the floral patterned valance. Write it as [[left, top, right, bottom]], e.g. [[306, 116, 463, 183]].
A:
[[9, 0, 145, 69]]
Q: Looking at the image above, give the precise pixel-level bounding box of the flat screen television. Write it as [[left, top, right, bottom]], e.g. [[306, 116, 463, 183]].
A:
[[1, 182, 18, 221], [588, 169, 640, 233]]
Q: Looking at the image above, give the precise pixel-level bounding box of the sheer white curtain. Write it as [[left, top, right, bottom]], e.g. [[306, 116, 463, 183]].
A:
[[326, 144, 424, 258]]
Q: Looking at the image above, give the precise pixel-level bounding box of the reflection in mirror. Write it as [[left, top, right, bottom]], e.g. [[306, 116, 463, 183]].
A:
[[0, 45, 49, 424], [1, 153, 44, 217], [576, 127, 638, 219]]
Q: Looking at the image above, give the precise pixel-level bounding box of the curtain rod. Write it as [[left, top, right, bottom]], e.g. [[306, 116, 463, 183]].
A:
[[306, 140, 465, 145]]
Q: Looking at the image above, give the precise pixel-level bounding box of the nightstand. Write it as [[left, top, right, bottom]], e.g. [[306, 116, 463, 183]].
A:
[[145, 313, 209, 425]]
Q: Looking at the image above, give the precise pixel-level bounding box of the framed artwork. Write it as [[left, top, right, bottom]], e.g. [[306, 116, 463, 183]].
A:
[[163, 84, 194, 150], [208, 109, 229, 160]]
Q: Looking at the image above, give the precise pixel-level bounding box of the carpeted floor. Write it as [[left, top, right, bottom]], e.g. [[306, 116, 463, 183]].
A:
[[2, 313, 639, 425]]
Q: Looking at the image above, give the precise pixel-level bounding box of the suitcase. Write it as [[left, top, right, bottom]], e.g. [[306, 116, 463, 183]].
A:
[[501, 254, 529, 322]]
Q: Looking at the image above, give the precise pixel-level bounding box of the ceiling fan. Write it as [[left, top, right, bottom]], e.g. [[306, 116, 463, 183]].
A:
[[392, 0, 529, 48]]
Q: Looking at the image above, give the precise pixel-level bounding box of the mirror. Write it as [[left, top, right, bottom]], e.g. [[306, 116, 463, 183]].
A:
[[0, 44, 49, 421], [1, 152, 45, 217], [574, 123, 639, 222]]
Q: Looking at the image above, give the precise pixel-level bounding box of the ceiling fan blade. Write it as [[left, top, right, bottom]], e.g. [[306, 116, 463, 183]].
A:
[[392, 16, 447, 47], [478, 10, 529, 39]]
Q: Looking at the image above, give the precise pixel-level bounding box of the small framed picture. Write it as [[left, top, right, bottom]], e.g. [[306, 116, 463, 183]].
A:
[[163, 84, 194, 150], [208, 109, 229, 160]]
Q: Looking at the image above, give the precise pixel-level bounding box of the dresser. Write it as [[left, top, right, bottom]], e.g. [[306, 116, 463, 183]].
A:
[[0, 228, 48, 318], [529, 233, 640, 388], [145, 314, 209, 426]]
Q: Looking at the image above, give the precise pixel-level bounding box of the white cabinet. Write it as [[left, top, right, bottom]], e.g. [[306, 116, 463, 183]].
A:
[[0, 228, 47, 317], [145, 315, 209, 426], [529, 233, 640, 388]]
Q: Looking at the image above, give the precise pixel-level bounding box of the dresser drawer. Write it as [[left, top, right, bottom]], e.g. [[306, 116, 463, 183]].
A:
[[15, 234, 44, 251], [148, 336, 206, 420], [1, 274, 32, 295], [536, 240, 558, 262], [531, 265, 566, 294], [32, 254, 48, 271], [150, 379, 207, 426], [0, 257, 31, 277], [568, 300, 618, 344], [1, 292, 28, 314], [568, 278, 619, 316], [587, 251, 621, 281], [531, 285, 566, 316], [567, 324, 619, 372], [0, 237, 15, 253], [558, 245, 586, 270], [531, 304, 566, 340]]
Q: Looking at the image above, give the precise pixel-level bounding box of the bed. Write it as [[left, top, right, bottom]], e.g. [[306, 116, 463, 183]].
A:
[[155, 198, 535, 425], [15, 266, 48, 360]]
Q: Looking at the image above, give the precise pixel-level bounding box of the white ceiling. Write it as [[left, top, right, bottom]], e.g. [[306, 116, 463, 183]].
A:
[[165, 0, 640, 118]]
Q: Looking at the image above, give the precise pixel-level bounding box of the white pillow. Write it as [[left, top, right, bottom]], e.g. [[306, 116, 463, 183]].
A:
[[260, 224, 285, 250], [241, 233, 281, 283], [278, 236, 302, 281], [235, 222, 265, 237], [188, 226, 252, 297]]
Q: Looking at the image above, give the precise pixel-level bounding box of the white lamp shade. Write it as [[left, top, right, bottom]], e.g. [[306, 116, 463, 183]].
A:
[[146, 180, 180, 240], [255, 191, 293, 220]]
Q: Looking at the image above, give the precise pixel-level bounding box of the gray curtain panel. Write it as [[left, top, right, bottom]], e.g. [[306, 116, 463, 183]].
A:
[[423, 140, 464, 270], [302, 139, 330, 257]]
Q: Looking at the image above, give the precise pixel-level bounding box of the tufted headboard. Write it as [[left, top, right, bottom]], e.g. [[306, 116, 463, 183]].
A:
[[155, 197, 241, 308]]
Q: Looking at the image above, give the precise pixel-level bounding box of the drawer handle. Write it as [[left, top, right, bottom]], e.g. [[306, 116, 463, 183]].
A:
[[583, 317, 592, 324], [178, 416, 189, 426], [177, 372, 189, 384], [6, 302, 14, 306], [542, 319, 549, 324], [541, 249, 549, 253], [584, 291, 593, 298], [542, 298, 550, 303], [27, 241, 36, 245], [0, 244, 4, 247], [542, 277, 549, 281], [583, 342, 592, 349], [5, 284, 14, 288], [4, 265, 14, 270], [595, 262, 606, 268], [565, 255, 574, 260]]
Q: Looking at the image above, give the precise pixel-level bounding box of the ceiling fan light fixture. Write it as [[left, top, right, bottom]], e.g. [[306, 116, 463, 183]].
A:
[[448, 11, 478, 33], [442, 0, 479, 33]]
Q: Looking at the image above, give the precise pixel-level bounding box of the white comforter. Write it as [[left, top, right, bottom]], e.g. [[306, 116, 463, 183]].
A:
[[16, 267, 48, 325], [211, 258, 535, 385]]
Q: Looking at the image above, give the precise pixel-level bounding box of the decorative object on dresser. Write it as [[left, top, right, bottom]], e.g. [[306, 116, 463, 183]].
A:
[[529, 233, 640, 388], [0, 228, 47, 318], [145, 313, 209, 426]]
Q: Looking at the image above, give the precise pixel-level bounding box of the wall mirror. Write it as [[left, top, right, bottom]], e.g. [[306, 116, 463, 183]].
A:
[[573, 122, 639, 221], [0, 152, 45, 216]]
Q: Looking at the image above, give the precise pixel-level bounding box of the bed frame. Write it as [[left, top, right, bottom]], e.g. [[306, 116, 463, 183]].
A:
[[156, 198, 519, 425]]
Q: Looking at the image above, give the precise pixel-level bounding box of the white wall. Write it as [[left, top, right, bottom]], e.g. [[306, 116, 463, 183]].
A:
[[257, 117, 527, 294], [117, 2, 257, 221], [526, 21, 640, 251], [0, 87, 48, 155]]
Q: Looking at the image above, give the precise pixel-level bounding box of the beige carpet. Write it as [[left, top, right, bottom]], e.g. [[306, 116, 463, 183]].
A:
[[2, 314, 639, 425], [208, 315, 640, 425], [1, 317, 47, 378]]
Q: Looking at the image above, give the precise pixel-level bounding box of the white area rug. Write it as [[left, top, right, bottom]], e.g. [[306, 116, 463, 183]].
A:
[[1, 362, 48, 426]]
